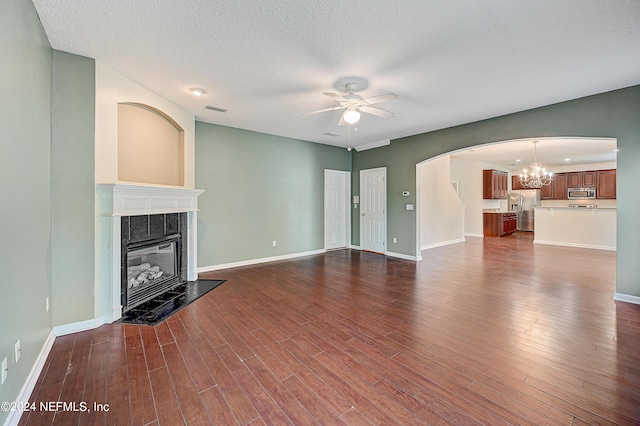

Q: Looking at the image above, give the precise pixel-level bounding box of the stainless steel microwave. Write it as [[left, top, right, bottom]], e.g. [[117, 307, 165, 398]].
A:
[[568, 187, 596, 199]]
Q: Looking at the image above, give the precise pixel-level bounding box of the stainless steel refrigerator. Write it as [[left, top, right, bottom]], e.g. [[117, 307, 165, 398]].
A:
[[508, 190, 541, 231]]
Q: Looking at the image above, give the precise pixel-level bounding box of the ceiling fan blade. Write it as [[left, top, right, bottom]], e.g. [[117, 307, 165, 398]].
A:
[[337, 110, 347, 126], [360, 105, 394, 118], [323, 92, 346, 102], [363, 93, 399, 105], [305, 105, 345, 115]]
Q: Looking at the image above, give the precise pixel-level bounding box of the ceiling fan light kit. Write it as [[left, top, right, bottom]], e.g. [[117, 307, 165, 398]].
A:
[[343, 108, 361, 124]]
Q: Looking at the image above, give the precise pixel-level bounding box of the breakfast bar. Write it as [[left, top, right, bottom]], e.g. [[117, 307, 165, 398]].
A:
[[533, 206, 616, 250]]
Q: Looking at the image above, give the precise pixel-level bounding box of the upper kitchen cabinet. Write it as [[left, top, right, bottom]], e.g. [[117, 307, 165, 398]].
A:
[[596, 169, 616, 199], [567, 171, 596, 188], [511, 175, 524, 190], [483, 169, 508, 199], [554, 173, 568, 200], [540, 173, 567, 200]]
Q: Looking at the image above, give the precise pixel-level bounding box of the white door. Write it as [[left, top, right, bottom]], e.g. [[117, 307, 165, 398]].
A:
[[360, 168, 386, 254], [324, 170, 350, 250]]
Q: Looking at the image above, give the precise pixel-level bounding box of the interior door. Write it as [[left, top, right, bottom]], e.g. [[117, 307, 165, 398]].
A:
[[360, 167, 386, 254], [324, 170, 350, 250]]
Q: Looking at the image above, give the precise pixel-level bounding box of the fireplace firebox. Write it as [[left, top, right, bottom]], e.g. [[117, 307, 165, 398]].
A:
[[121, 213, 187, 312]]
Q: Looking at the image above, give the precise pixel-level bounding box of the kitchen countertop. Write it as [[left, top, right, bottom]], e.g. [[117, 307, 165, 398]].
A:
[[534, 206, 617, 210]]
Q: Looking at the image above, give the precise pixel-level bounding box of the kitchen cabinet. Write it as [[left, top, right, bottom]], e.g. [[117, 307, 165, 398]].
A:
[[511, 175, 524, 190], [596, 169, 616, 199], [483, 212, 517, 237], [567, 171, 596, 187], [540, 181, 554, 200], [483, 169, 508, 199], [554, 173, 568, 200], [540, 173, 567, 200]]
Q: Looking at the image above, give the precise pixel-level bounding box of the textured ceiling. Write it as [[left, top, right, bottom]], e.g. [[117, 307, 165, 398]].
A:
[[32, 0, 640, 152]]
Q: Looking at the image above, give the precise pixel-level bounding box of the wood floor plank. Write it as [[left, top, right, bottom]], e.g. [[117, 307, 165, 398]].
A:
[[189, 334, 260, 424], [214, 344, 292, 425], [166, 320, 216, 392], [125, 332, 157, 426], [139, 323, 165, 372], [105, 366, 132, 425], [52, 331, 92, 426], [160, 342, 212, 426], [148, 367, 185, 426], [199, 386, 241, 425]]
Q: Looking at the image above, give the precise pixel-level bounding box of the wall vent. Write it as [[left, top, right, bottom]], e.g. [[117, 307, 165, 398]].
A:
[[323, 132, 340, 137], [205, 105, 228, 113]]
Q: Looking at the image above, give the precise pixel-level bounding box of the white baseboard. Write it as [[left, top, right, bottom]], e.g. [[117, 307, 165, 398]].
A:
[[533, 240, 616, 251], [53, 316, 106, 337], [464, 233, 484, 238], [197, 249, 326, 273], [350, 244, 361, 250], [421, 238, 466, 251], [6, 317, 107, 426], [385, 251, 419, 261], [4, 330, 56, 426], [613, 293, 640, 305]]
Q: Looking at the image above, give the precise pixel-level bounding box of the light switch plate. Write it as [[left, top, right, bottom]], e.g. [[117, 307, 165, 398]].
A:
[[14, 340, 21, 363], [1, 357, 7, 384]]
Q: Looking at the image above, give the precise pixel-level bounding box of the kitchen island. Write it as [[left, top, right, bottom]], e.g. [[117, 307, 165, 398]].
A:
[[533, 207, 616, 250]]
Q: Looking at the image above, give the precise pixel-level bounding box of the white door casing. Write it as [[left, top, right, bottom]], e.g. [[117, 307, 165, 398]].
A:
[[324, 170, 350, 250], [360, 167, 386, 254]]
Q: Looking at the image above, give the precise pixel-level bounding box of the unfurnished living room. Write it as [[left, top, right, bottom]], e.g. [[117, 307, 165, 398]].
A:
[[2, 0, 640, 425]]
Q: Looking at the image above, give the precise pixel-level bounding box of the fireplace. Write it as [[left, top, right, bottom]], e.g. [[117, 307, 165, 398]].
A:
[[121, 213, 187, 312], [97, 183, 204, 322]]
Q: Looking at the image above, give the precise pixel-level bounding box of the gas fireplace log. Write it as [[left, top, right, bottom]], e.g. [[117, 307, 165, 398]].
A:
[[127, 265, 164, 288]]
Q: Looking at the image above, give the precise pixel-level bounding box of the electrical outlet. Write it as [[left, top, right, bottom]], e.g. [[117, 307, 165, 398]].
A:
[[272, 240, 277, 247], [393, 237, 397, 244], [1, 357, 7, 384], [14, 340, 21, 363], [46, 297, 50, 312]]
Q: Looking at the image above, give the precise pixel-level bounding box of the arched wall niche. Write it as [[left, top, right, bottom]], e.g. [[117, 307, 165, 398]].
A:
[[118, 102, 185, 186]]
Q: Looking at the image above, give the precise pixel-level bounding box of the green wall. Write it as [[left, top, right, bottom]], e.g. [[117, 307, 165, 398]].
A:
[[352, 85, 640, 297], [51, 51, 96, 326], [195, 122, 351, 267], [0, 0, 53, 420]]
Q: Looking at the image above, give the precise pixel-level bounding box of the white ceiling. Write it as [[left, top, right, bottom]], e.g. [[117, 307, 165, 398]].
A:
[[448, 137, 617, 171], [32, 0, 640, 152]]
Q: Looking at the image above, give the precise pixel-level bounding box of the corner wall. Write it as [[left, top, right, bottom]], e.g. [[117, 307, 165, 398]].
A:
[[0, 0, 53, 421], [195, 122, 351, 268], [51, 51, 96, 326], [418, 156, 465, 248]]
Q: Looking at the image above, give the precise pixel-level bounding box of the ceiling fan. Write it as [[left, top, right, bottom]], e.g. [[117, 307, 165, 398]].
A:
[[307, 83, 398, 126]]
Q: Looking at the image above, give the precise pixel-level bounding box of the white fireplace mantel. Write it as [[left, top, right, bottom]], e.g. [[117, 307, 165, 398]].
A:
[[96, 183, 204, 322], [101, 183, 204, 216]]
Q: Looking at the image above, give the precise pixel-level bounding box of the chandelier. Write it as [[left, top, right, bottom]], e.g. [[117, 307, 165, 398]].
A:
[[519, 141, 553, 188]]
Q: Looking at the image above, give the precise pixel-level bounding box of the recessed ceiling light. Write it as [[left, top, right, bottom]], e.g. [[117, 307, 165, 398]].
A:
[[564, 158, 571, 162], [189, 87, 206, 96], [515, 159, 521, 162], [613, 148, 620, 152]]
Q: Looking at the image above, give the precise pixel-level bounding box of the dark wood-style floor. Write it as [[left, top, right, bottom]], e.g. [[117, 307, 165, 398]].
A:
[[18, 233, 640, 425]]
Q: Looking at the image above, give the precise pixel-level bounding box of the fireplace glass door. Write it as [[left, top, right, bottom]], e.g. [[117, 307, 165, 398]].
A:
[[124, 235, 181, 311]]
